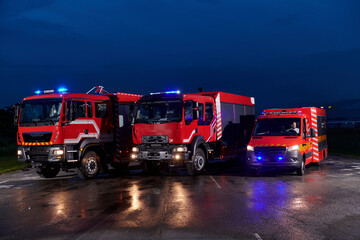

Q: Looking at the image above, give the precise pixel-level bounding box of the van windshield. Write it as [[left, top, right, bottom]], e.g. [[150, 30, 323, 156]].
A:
[[135, 100, 182, 123], [20, 98, 63, 126], [253, 118, 301, 136]]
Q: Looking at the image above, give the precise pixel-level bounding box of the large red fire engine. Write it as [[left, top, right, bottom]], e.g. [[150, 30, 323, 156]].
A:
[[130, 91, 255, 175], [246, 107, 327, 175], [15, 87, 141, 179]]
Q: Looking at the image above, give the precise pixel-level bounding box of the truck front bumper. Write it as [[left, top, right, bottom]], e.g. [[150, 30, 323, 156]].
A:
[[131, 145, 190, 164], [17, 145, 78, 163], [246, 150, 302, 170]]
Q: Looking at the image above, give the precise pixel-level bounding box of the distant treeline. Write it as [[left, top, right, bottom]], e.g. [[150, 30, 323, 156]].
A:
[[0, 107, 17, 154]]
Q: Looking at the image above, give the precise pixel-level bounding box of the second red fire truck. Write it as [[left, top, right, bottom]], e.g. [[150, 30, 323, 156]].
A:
[[130, 91, 255, 175], [246, 107, 327, 175], [15, 87, 141, 179]]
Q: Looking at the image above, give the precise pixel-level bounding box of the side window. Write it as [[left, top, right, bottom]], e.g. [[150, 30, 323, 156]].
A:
[[87, 102, 93, 118], [205, 102, 214, 125], [198, 103, 204, 125], [65, 101, 86, 121], [95, 102, 108, 118], [184, 101, 193, 124]]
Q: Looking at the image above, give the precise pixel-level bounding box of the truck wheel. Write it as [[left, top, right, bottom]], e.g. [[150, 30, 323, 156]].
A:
[[142, 161, 158, 174], [77, 151, 100, 179], [296, 157, 305, 176], [186, 148, 206, 176], [36, 164, 60, 178]]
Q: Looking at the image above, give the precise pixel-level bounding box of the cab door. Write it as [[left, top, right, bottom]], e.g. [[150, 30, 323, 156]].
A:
[[63, 99, 90, 145]]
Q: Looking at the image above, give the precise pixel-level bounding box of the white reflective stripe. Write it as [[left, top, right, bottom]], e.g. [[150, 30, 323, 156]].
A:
[[64, 133, 98, 144], [217, 126, 222, 132], [217, 122, 222, 127], [311, 108, 317, 112], [69, 120, 100, 134], [313, 142, 318, 146], [311, 113, 317, 117], [313, 152, 319, 156], [183, 130, 196, 143], [313, 157, 319, 161]]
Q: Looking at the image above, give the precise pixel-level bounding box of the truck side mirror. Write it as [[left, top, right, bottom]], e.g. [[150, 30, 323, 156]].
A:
[[13, 103, 21, 125], [310, 128, 316, 138], [129, 112, 134, 125]]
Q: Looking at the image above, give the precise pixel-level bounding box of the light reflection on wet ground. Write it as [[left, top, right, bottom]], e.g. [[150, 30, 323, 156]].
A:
[[0, 156, 360, 239]]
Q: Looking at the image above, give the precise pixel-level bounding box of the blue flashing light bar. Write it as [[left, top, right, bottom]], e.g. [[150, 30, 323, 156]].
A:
[[150, 90, 181, 95], [34, 87, 68, 95]]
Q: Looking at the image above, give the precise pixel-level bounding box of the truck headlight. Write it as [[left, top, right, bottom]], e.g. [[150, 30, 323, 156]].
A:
[[287, 145, 299, 151], [17, 149, 23, 156], [132, 147, 139, 152], [53, 149, 64, 155], [174, 147, 187, 152], [247, 145, 254, 151]]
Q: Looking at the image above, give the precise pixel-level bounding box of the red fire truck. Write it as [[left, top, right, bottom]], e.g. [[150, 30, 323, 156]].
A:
[[130, 91, 255, 175], [246, 107, 327, 175], [15, 87, 141, 179]]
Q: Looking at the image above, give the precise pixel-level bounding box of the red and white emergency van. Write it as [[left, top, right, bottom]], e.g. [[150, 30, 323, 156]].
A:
[[15, 87, 141, 179], [246, 107, 327, 175], [130, 91, 255, 175]]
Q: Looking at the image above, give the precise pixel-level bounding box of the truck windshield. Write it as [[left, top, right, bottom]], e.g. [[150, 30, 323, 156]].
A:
[[135, 101, 182, 123], [20, 98, 63, 126], [253, 118, 301, 136]]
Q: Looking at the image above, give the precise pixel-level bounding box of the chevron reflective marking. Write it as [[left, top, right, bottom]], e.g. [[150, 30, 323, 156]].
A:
[[313, 152, 319, 156], [183, 129, 197, 143]]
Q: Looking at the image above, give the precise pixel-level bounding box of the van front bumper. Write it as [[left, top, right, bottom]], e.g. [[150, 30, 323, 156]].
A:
[[247, 149, 302, 170]]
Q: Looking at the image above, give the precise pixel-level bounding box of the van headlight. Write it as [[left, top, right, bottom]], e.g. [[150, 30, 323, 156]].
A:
[[17, 149, 23, 156], [247, 145, 254, 151], [287, 145, 299, 151]]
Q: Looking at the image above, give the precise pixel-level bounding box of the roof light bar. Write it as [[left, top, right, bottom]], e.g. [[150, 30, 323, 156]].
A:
[[34, 87, 68, 95], [262, 110, 302, 115], [150, 90, 180, 95]]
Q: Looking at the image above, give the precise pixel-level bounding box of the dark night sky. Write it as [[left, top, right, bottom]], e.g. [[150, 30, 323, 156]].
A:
[[1, 0, 359, 113]]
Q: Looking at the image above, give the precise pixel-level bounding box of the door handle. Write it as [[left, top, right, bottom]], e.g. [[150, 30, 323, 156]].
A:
[[84, 129, 88, 134]]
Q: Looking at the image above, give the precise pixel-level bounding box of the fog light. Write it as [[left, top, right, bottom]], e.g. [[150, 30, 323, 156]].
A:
[[17, 150, 22, 156], [53, 149, 64, 155], [130, 153, 137, 159], [174, 154, 181, 160]]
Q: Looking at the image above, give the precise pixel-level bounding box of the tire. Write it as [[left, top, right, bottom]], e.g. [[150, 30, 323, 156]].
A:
[[186, 148, 206, 176], [296, 157, 305, 176], [142, 161, 159, 175], [36, 164, 60, 178], [77, 151, 100, 179]]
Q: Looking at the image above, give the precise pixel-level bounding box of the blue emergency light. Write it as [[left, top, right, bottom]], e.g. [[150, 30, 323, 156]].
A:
[[278, 156, 283, 161], [257, 156, 262, 161]]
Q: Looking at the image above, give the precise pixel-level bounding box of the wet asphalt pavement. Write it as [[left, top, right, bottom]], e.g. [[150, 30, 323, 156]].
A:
[[1, 155, 360, 240]]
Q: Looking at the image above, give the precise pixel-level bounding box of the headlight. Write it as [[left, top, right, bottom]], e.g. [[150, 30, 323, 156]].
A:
[[130, 153, 137, 159], [53, 149, 64, 155], [132, 147, 139, 152], [247, 145, 254, 151], [17, 150, 22, 156], [175, 147, 187, 152], [287, 145, 299, 151]]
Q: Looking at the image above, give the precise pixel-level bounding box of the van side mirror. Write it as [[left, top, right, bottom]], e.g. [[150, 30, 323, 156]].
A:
[[310, 128, 316, 138]]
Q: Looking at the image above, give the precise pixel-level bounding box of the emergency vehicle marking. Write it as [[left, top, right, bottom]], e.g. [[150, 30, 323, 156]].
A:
[[183, 129, 197, 143], [215, 94, 222, 140], [206, 118, 217, 142], [310, 108, 319, 162], [64, 119, 113, 144]]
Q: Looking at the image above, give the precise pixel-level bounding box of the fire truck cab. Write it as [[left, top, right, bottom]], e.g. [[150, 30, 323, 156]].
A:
[[246, 107, 327, 175], [131, 91, 255, 175], [15, 87, 141, 179]]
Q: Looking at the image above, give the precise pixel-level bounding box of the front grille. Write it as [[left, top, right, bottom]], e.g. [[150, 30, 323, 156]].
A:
[[142, 135, 169, 144], [28, 155, 48, 161], [23, 132, 52, 142], [254, 146, 286, 156]]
